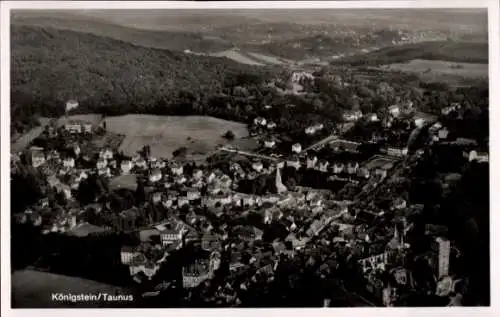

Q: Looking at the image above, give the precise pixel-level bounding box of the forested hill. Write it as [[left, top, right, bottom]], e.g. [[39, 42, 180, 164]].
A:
[[11, 25, 274, 131]]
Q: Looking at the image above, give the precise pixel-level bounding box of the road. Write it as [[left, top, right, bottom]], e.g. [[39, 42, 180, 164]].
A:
[[219, 147, 279, 162], [303, 134, 339, 152], [219, 132, 339, 163]]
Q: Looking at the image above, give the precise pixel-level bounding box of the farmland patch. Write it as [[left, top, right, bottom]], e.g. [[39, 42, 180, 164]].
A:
[[104, 115, 249, 159]]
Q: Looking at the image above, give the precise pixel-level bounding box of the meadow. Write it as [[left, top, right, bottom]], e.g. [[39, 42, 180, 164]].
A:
[[104, 115, 249, 159]]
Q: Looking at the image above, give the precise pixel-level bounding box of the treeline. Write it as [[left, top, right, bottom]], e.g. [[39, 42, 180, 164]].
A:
[[331, 41, 488, 66]]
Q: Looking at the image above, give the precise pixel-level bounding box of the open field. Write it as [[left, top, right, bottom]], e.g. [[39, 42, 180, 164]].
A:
[[381, 59, 488, 79], [246, 52, 286, 65], [210, 49, 265, 66], [104, 115, 249, 159], [12, 269, 130, 308]]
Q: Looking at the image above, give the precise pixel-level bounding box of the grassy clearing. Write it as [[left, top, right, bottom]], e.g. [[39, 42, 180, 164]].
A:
[[210, 49, 265, 66], [246, 52, 286, 65], [104, 115, 249, 159]]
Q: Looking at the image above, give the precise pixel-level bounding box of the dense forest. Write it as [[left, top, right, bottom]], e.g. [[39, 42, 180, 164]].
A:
[[10, 25, 277, 133], [331, 41, 488, 66]]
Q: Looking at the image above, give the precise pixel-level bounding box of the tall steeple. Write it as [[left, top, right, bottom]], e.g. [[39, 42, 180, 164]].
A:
[[275, 165, 288, 194], [394, 223, 400, 244]]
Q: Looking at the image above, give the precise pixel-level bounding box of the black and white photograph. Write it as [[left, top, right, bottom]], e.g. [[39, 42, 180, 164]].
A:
[[1, 0, 497, 312]]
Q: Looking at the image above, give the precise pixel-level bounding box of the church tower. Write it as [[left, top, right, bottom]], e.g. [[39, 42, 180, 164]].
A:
[[275, 165, 288, 194]]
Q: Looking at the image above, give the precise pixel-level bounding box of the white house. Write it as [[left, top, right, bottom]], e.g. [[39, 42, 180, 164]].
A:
[[333, 163, 345, 174], [30, 149, 46, 168], [160, 227, 183, 246], [252, 161, 264, 172], [64, 122, 82, 134], [171, 164, 184, 176], [441, 103, 461, 115], [96, 158, 107, 169], [367, 113, 379, 122], [121, 246, 139, 265], [305, 126, 317, 135], [187, 188, 201, 201], [55, 183, 72, 200], [175, 175, 187, 185], [318, 160, 329, 173], [291, 71, 314, 83], [292, 143, 302, 154], [286, 157, 301, 170], [388, 105, 401, 118], [193, 169, 204, 180], [121, 160, 133, 174], [63, 157, 75, 169], [99, 148, 114, 160], [135, 158, 147, 169], [343, 110, 363, 122], [267, 121, 277, 129], [73, 144, 81, 156], [347, 162, 359, 174], [306, 156, 318, 169], [149, 169, 162, 183], [387, 147, 409, 157], [264, 140, 276, 148], [314, 123, 324, 131], [357, 167, 371, 179], [254, 117, 267, 126], [414, 118, 425, 128], [469, 150, 489, 163], [108, 160, 117, 169], [83, 123, 93, 134], [438, 128, 449, 139], [152, 192, 162, 204], [178, 196, 189, 207]]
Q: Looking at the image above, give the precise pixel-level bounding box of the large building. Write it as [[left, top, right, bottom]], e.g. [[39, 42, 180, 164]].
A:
[[432, 237, 451, 278]]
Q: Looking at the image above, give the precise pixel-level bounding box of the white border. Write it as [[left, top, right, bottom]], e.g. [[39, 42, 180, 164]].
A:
[[1, 1, 498, 317]]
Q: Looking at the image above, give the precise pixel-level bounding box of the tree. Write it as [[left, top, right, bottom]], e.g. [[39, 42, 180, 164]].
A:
[[135, 179, 146, 204], [222, 130, 235, 140], [173, 147, 188, 158]]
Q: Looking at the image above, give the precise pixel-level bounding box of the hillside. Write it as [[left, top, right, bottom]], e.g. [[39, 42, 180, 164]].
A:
[[246, 31, 404, 60], [331, 41, 489, 66], [11, 25, 272, 133], [12, 14, 233, 53]]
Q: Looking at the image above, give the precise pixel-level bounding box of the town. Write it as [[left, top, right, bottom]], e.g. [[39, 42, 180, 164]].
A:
[[11, 68, 489, 307], [9, 7, 490, 309]]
